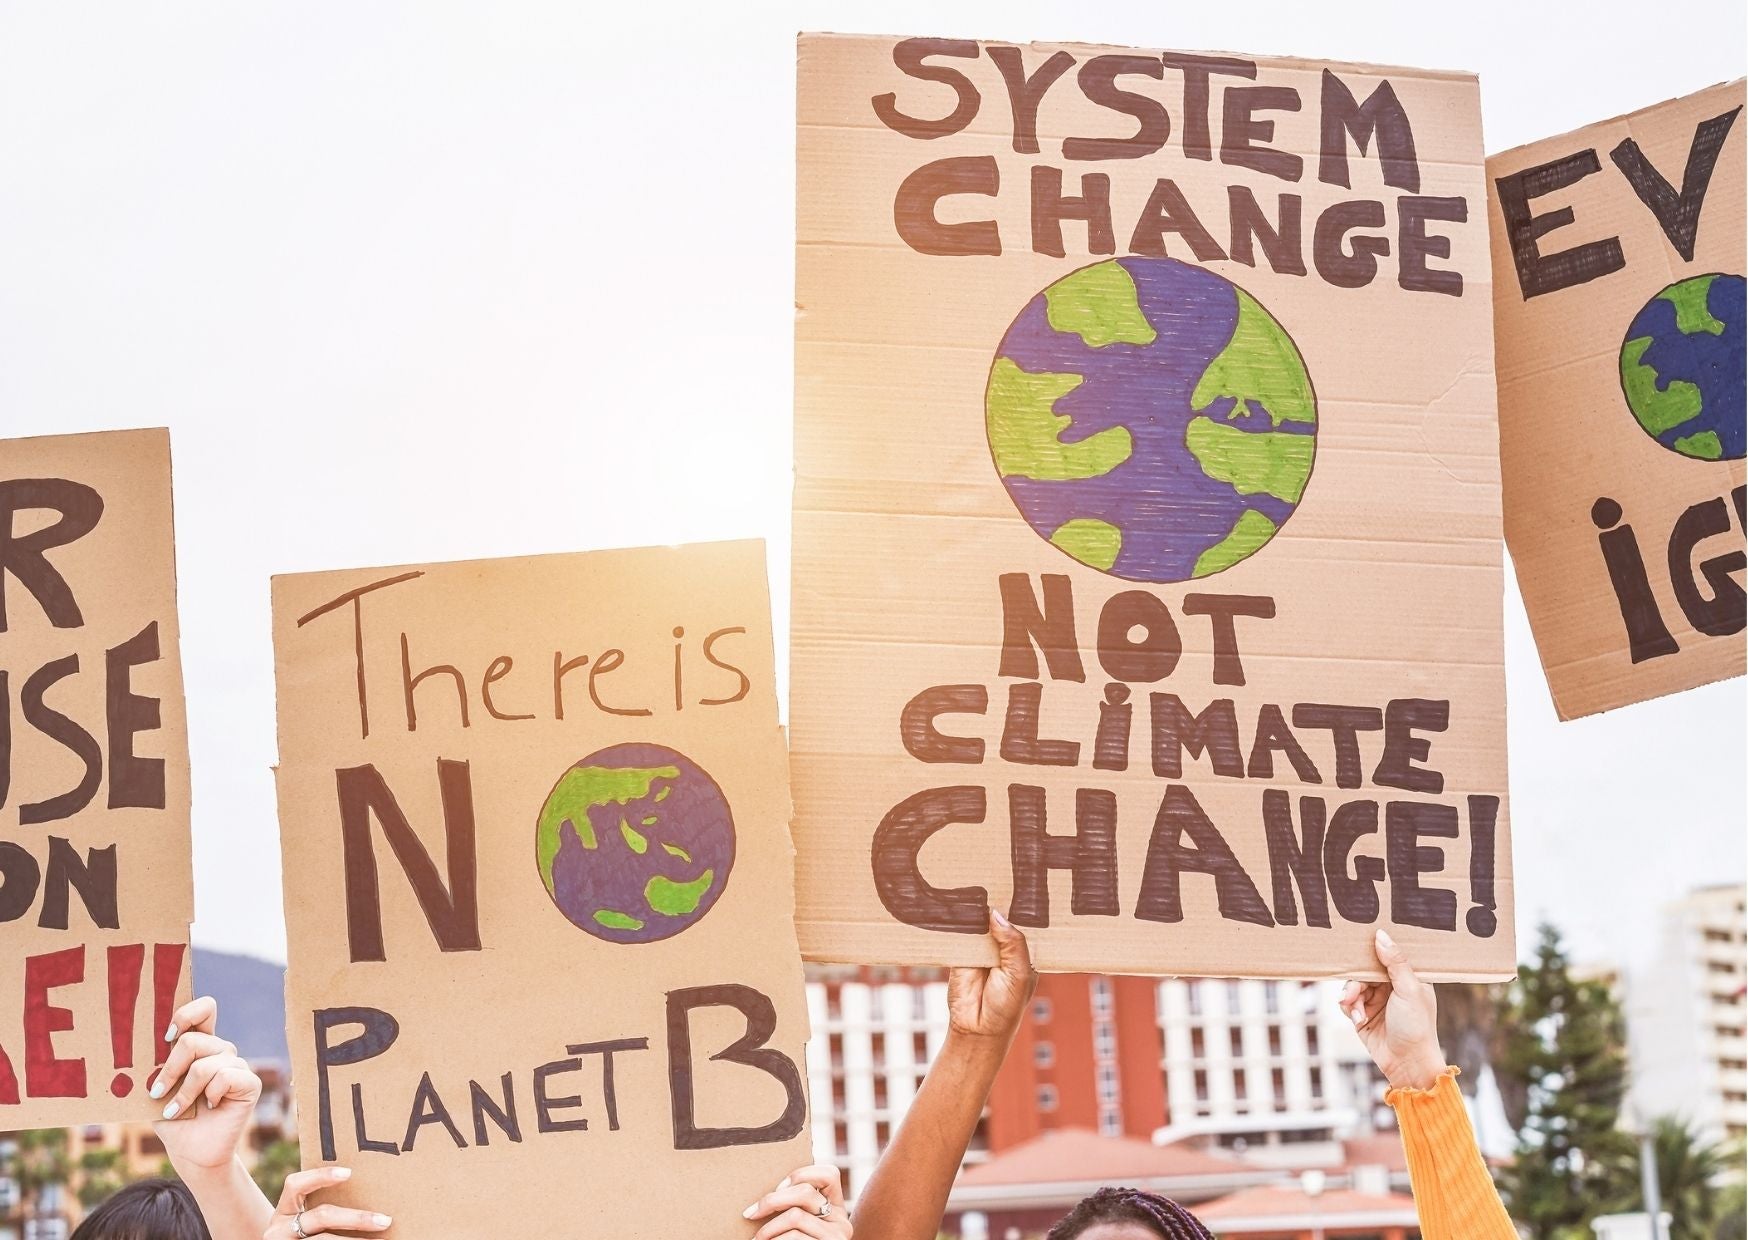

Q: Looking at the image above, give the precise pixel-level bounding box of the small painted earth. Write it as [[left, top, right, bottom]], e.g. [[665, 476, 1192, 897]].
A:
[[985, 256, 1316, 584], [535, 742, 734, 944], [1618, 272, 1745, 461]]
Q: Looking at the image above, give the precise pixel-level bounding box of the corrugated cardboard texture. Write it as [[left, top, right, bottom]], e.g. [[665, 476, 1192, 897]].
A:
[[1, 427, 193, 1127], [1488, 82, 1746, 720], [271, 540, 810, 1238], [793, 34, 1513, 982]]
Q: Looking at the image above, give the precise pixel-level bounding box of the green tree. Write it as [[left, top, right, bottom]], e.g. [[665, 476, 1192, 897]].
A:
[[1607, 1118, 1728, 1240], [1714, 1181, 1745, 1240], [74, 1148, 126, 1209], [1495, 922, 1636, 1240], [251, 1138, 302, 1204]]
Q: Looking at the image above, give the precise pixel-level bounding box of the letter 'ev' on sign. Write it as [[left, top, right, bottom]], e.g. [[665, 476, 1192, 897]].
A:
[[271, 540, 809, 1239], [0, 428, 192, 1128], [791, 34, 1514, 982], [1488, 81, 1746, 720]]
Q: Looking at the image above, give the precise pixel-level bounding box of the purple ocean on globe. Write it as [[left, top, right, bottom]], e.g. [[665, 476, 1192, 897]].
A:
[[986, 256, 1317, 584], [535, 742, 735, 944]]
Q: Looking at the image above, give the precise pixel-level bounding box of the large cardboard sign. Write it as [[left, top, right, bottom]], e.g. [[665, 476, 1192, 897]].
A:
[[1, 428, 192, 1126], [1488, 82, 1746, 719], [792, 35, 1513, 980], [272, 540, 809, 1238]]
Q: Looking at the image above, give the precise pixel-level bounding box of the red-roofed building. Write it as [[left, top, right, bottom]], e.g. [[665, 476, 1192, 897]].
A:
[[1195, 1183, 1421, 1238]]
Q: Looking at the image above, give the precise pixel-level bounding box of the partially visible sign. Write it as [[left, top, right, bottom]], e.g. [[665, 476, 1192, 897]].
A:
[[272, 539, 809, 1238], [1489, 81, 1746, 718], [0, 428, 192, 1127]]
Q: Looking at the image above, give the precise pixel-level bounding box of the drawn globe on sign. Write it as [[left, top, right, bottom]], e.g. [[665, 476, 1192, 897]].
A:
[[535, 742, 734, 944], [1618, 272, 1746, 461], [985, 256, 1316, 583]]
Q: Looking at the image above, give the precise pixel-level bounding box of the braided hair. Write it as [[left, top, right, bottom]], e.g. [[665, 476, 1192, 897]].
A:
[[1045, 1186, 1215, 1240]]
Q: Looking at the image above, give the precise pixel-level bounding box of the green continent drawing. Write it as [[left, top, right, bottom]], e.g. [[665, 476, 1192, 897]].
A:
[[1617, 273, 1745, 461], [536, 743, 734, 944], [986, 257, 1317, 582]]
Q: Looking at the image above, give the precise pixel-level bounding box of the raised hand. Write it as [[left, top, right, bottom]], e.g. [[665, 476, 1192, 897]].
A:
[[264, 1167, 392, 1239], [1339, 929, 1448, 1091], [947, 909, 1038, 1043], [151, 997, 261, 1173], [742, 1163, 852, 1240]]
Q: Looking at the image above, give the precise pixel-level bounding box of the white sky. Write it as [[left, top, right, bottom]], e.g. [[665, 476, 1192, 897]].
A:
[[1, 1, 1742, 971]]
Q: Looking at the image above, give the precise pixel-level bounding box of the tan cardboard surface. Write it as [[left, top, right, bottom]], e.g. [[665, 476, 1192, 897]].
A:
[[0, 427, 192, 1127], [792, 34, 1513, 981], [272, 539, 810, 1238], [1488, 82, 1746, 720]]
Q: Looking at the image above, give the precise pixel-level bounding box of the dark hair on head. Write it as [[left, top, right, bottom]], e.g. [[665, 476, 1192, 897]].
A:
[[69, 1178, 212, 1240], [1046, 1186, 1215, 1240]]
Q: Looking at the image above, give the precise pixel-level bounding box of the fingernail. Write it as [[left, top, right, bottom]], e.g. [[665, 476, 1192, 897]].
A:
[[148, 1081, 165, 1100], [991, 908, 1011, 929], [1376, 929, 1395, 950], [163, 1024, 178, 1043], [778, 1177, 792, 1190], [1350, 1006, 1365, 1027], [333, 1168, 352, 1180], [161, 1101, 180, 1120], [373, 1216, 391, 1228], [743, 1206, 759, 1219]]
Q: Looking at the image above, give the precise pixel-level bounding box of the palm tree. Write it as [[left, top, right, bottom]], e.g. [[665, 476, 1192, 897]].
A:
[[1609, 1117, 1729, 1240]]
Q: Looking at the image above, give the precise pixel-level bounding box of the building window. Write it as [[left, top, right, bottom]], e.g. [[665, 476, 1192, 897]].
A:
[[1268, 1026, 1283, 1057], [1264, 981, 1280, 1014], [1100, 1111, 1122, 1136], [1230, 1028, 1244, 1057], [1035, 1040, 1055, 1068], [1306, 1025, 1320, 1056], [1032, 997, 1054, 1023], [1226, 979, 1243, 1011], [1310, 1066, 1324, 1098], [1095, 1025, 1117, 1060], [1091, 977, 1114, 1016], [1194, 1069, 1209, 1102], [1235, 1070, 1249, 1102], [1190, 1028, 1206, 1060], [1187, 983, 1203, 1016], [1038, 1085, 1059, 1112]]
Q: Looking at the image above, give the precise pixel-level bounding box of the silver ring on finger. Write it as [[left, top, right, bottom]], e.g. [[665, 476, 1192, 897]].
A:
[[293, 1209, 309, 1239], [817, 1199, 833, 1219]]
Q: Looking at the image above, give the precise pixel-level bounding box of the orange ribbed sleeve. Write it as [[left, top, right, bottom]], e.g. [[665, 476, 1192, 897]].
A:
[[1386, 1068, 1517, 1240]]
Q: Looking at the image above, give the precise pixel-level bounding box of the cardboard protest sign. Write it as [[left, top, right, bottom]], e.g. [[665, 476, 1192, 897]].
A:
[[272, 539, 809, 1237], [1, 428, 192, 1126], [1488, 82, 1746, 720], [792, 35, 1513, 981]]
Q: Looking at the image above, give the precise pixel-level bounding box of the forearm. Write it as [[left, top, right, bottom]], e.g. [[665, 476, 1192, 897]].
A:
[[174, 1156, 274, 1240], [1388, 1070, 1516, 1240], [853, 1031, 1008, 1240]]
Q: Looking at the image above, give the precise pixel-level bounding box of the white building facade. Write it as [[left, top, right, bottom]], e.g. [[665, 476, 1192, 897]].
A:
[[1627, 884, 1748, 1150]]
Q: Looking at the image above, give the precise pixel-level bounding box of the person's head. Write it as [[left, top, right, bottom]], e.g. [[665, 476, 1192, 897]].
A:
[[69, 1179, 211, 1240], [1045, 1186, 1214, 1240]]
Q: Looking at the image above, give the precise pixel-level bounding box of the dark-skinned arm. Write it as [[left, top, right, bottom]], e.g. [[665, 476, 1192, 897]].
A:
[[851, 912, 1036, 1240]]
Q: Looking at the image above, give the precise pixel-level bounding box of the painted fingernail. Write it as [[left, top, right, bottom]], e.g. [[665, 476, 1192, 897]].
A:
[[991, 909, 1011, 929], [163, 1024, 178, 1043], [779, 1177, 792, 1190], [373, 1216, 392, 1228], [332, 1167, 352, 1180], [148, 1080, 165, 1100], [1377, 929, 1396, 950], [161, 1101, 180, 1120], [743, 1205, 759, 1219]]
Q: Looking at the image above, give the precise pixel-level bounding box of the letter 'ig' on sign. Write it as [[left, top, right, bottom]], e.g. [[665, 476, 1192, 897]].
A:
[[1488, 81, 1746, 719], [271, 540, 809, 1239], [791, 35, 1513, 982], [1, 428, 192, 1128]]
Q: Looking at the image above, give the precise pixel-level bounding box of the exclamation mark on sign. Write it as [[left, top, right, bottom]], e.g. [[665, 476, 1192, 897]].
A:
[[1465, 795, 1501, 938], [107, 944, 146, 1098], [153, 943, 188, 1068]]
